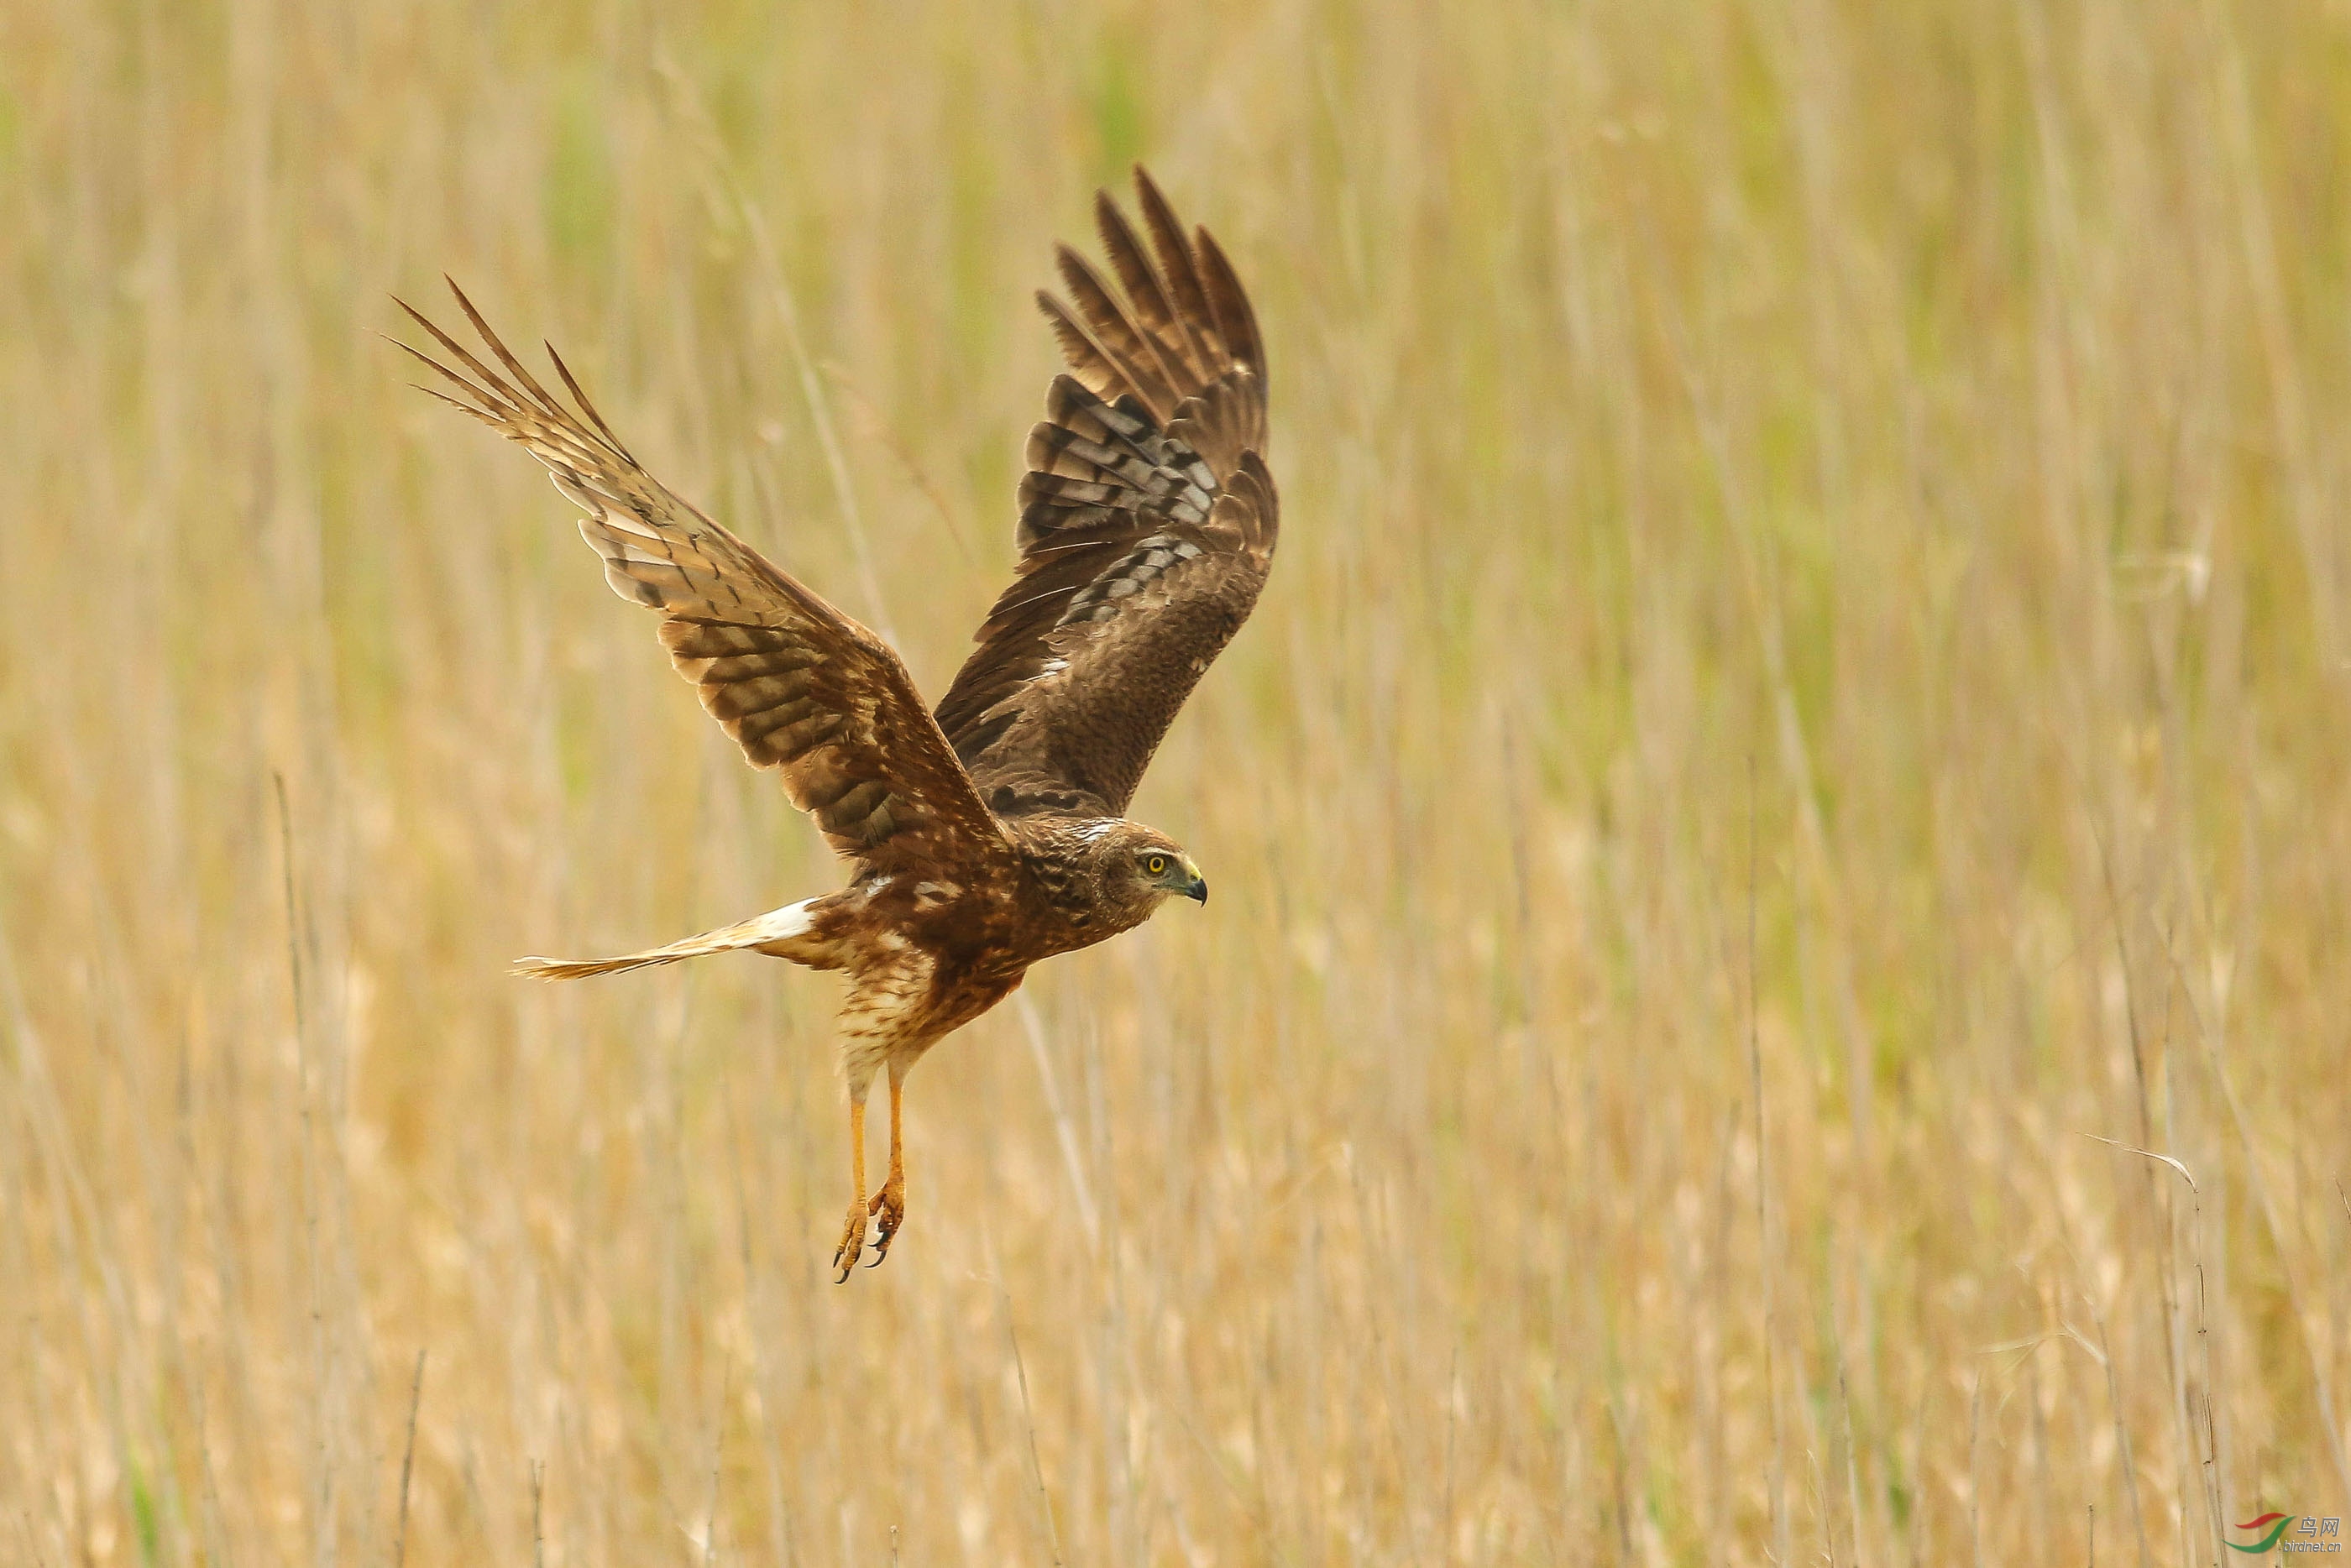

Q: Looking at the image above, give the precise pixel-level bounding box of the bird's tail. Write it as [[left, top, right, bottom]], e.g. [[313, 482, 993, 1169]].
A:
[[513, 897, 821, 980]]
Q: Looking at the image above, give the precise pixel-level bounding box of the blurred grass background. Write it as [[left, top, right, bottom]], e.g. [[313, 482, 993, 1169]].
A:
[[3, 0, 2350, 1561]]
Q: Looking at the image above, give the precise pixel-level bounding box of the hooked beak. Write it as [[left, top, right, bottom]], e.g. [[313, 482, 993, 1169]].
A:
[[1157, 854, 1207, 905]]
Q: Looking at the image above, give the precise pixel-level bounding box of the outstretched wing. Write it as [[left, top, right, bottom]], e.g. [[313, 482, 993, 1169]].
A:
[[395, 282, 1006, 871], [933, 169, 1277, 818]]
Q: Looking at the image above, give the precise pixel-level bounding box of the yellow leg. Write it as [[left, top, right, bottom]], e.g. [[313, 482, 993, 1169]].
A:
[[830, 1092, 869, 1282], [866, 1066, 908, 1267]]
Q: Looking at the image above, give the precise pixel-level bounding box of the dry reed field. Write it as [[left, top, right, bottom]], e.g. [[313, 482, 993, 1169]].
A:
[[6, 0, 2351, 1562]]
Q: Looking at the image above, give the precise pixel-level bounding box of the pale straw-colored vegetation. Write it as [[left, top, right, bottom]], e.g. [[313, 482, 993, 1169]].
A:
[[3, 1, 2348, 1562]]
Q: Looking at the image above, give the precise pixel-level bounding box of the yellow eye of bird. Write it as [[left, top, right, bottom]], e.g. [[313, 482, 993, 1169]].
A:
[[1144, 854, 1168, 876]]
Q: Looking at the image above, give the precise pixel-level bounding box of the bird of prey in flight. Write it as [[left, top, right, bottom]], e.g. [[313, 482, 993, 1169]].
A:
[[395, 169, 1273, 1280]]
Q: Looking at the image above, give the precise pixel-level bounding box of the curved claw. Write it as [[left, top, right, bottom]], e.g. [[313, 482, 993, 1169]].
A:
[[831, 1205, 868, 1282], [866, 1180, 904, 1267]]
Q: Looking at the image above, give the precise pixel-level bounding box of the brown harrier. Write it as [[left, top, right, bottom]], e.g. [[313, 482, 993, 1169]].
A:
[[396, 170, 1272, 1279]]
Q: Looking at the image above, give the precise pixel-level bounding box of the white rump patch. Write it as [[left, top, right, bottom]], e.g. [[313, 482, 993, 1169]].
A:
[[745, 897, 818, 943]]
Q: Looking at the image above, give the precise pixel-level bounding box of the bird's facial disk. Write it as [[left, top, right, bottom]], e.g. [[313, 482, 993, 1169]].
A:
[[1135, 847, 1209, 906]]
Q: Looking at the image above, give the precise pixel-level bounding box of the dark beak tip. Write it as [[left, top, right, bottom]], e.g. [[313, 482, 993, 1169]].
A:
[[1188, 880, 1209, 905]]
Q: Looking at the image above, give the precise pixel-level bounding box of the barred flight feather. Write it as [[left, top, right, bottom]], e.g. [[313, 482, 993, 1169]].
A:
[[395, 282, 1006, 871], [935, 169, 1276, 817]]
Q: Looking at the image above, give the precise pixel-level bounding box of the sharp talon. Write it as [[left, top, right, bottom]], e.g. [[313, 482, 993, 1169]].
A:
[[832, 1206, 868, 1282], [864, 1175, 904, 1268]]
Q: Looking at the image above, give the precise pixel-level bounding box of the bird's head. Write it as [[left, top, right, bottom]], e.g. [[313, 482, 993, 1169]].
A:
[[1077, 819, 1208, 919]]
